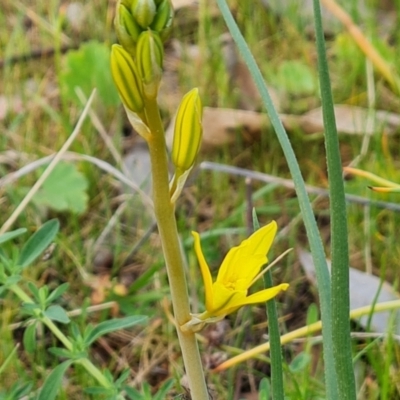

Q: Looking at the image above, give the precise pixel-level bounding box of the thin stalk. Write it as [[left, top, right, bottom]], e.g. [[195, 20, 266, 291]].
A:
[[253, 213, 284, 400], [313, 1, 356, 399], [143, 97, 209, 400], [264, 271, 285, 400], [215, 1, 337, 397], [9, 284, 113, 389]]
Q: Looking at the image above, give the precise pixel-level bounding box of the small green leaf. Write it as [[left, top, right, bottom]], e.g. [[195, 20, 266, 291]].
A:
[[27, 282, 41, 301], [84, 387, 113, 395], [306, 303, 319, 326], [32, 163, 89, 214], [4, 275, 21, 287], [289, 352, 311, 373], [124, 386, 143, 399], [0, 382, 33, 399], [275, 60, 316, 95], [23, 323, 37, 353], [48, 347, 74, 359], [47, 283, 70, 304], [258, 377, 270, 400], [86, 316, 147, 345], [44, 305, 70, 324], [21, 303, 40, 314], [0, 228, 27, 245], [18, 220, 59, 269], [153, 379, 174, 400], [115, 369, 131, 386], [142, 382, 152, 398], [38, 360, 73, 400]]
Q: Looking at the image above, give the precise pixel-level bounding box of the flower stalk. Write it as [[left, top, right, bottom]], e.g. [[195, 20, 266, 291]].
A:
[[143, 96, 209, 399]]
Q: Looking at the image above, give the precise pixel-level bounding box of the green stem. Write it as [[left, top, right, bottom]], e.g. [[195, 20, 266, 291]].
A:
[[144, 97, 209, 399], [264, 271, 284, 400], [253, 213, 284, 399], [313, 1, 356, 399], [9, 284, 113, 389]]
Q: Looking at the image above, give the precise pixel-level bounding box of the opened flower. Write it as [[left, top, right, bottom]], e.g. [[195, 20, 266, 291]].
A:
[[181, 221, 289, 332]]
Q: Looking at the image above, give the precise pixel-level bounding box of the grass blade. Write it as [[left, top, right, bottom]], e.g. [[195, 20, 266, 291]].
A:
[[215, 1, 337, 397], [312, 1, 356, 398]]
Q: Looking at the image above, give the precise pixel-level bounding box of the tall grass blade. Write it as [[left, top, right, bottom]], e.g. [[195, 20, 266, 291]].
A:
[[215, 0, 338, 397], [312, 1, 356, 398]]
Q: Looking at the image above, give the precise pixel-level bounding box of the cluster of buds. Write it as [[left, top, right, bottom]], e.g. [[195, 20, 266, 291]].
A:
[[111, 0, 203, 202], [115, 0, 174, 55], [111, 0, 171, 110]]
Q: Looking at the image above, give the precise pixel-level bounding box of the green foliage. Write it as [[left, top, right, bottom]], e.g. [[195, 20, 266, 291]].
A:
[[0, 382, 33, 400], [60, 41, 120, 107], [258, 378, 271, 400], [123, 379, 175, 400], [85, 315, 148, 345], [274, 60, 316, 95], [0, 229, 27, 245], [17, 219, 59, 268], [37, 360, 73, 400], [0, 220, 148, 398], [32, 163, 89, 214]]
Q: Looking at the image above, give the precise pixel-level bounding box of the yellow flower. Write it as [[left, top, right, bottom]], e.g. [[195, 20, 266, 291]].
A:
[[182, 222, 289, 332]]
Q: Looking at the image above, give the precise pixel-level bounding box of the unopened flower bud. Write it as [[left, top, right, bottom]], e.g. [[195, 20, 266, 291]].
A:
[[131, 0, 157, 29], [136, 30, 164, 99], [110, 44, 144, 113], [115, 3, 141, 55], [172, 88, 203, 172], [150, 0, 174, 41]]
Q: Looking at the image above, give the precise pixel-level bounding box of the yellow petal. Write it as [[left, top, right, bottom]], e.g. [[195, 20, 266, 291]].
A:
[[210, 282, 246, 317], [235, 283, 289, 308], [192, 232, 213, 312], [217, 222, 277, 290], [243, 221, 277, 256]]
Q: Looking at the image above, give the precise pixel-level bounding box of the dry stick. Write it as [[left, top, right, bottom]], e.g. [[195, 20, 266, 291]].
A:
[[200, 161, 400, 212], [0, 151, 153, 209], [321, 0, 400, 93], [8, 301, 117, 331], [214, 299, 400, 371], [0, 90, 96, 235], [75, 89, 129, 175]]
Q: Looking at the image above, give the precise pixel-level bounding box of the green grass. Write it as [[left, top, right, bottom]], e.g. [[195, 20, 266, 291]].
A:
[[1, 0, 400, 399]]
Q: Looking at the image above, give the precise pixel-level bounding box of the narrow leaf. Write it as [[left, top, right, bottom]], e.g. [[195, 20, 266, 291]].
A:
[[153, 379, 175, 400], [86, 316, 147, 345], [258, 378, 270, 400], [47, 283, 70, 304], [18, 220, 59, 269], [23, 323, 37, 353], [0, 228, 27, 245], [38, 360, 73, 400], [27, 282, 41, 301]]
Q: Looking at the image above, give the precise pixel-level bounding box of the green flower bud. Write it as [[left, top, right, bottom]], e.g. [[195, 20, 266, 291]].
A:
[[150, 0, 174, 41], [136, 30, 164, 99], [172, 88, 203, 172], [110, 44, 144, 113], [115, 3, 141, 55], [131, 0, 157, 29]]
